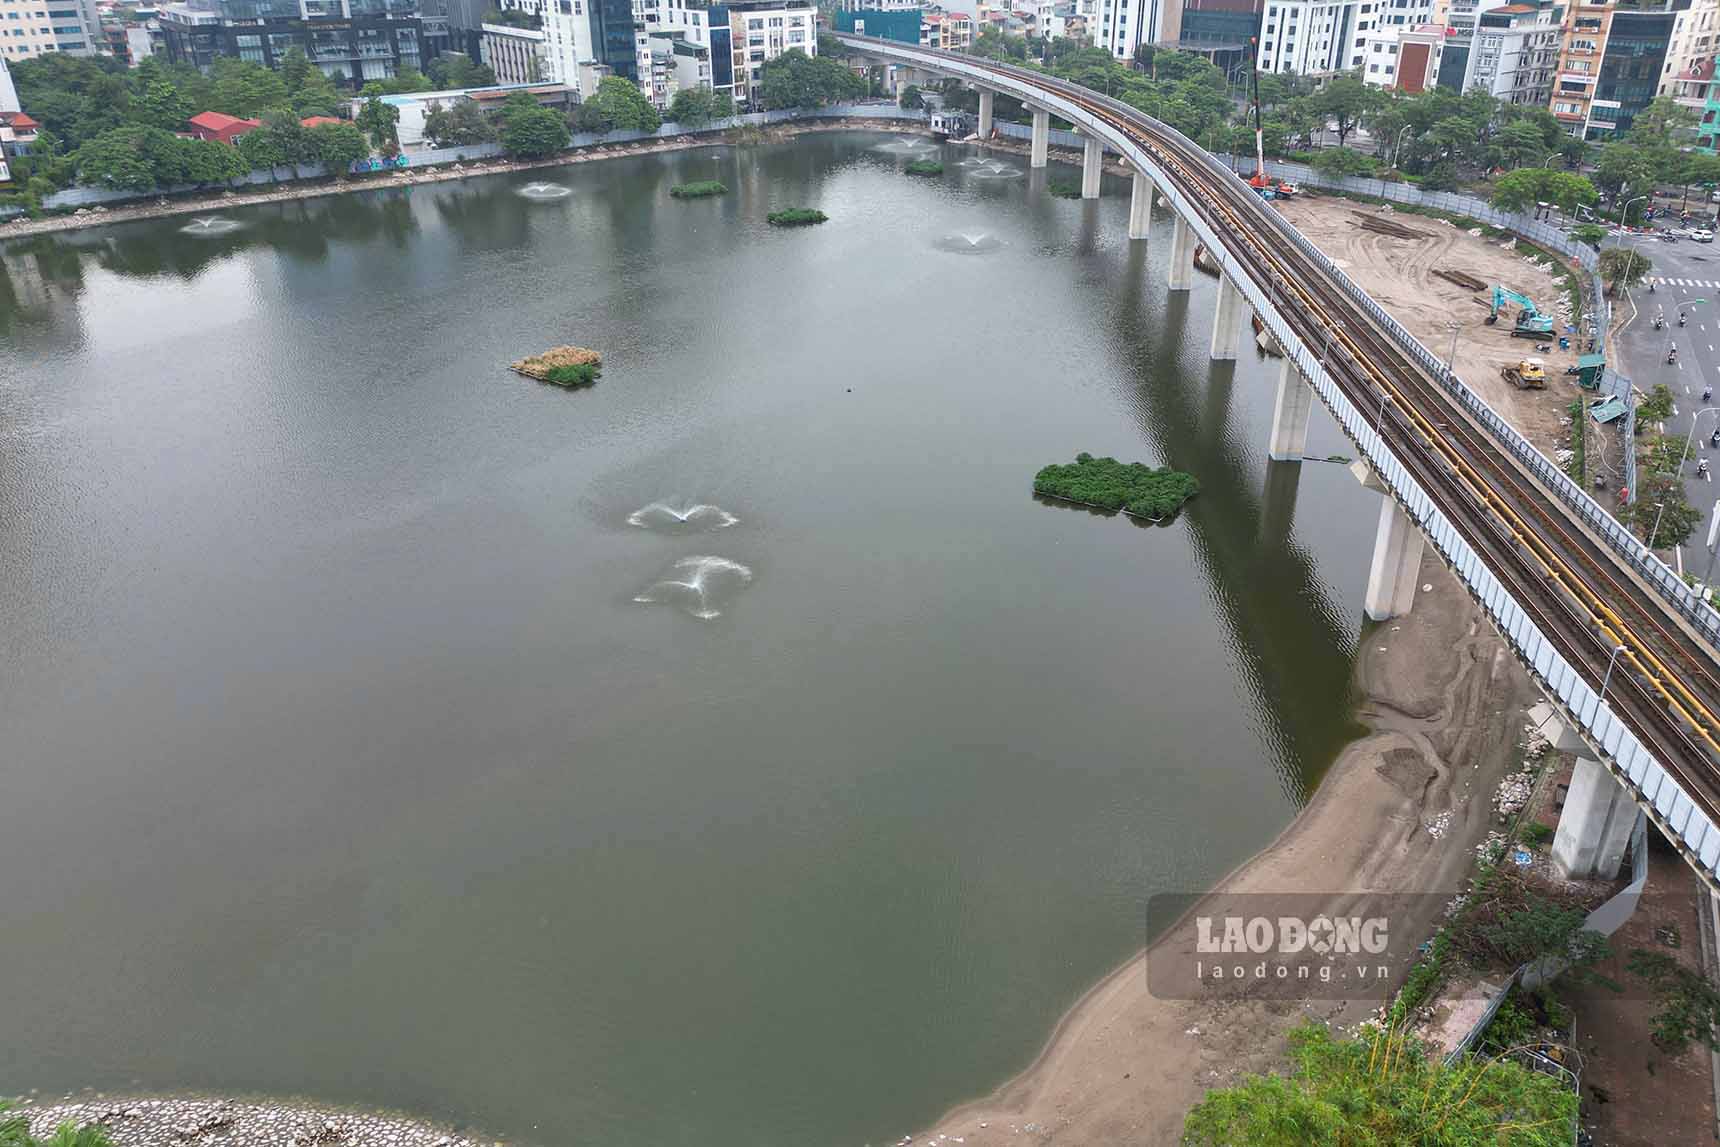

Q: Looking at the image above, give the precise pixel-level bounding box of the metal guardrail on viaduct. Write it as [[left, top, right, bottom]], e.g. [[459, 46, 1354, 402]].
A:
[[835, 33, 1720, 888]]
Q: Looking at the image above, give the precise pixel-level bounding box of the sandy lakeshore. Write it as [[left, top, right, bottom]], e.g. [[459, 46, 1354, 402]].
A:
[[916, 549, 1536, 1146]]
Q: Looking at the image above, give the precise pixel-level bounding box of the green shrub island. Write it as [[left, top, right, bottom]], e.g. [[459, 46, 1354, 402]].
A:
[[670, 180, 729, 199], [1034, 452, 1199, 520], [1047, 177, 1083, 199], [544, 362, 601, 387], [767, 208, 829, 227], [904, 159, 944, 176]]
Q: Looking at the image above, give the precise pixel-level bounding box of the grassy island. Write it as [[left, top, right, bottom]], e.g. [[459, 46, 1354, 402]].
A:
[[1033, 452, 1199, 520], [1048, 178, 1083, 199], [670, 180, 728, 199], [767, 208, 828, 227], [511, 345, 603, 388], [904, 159, 944, 176]]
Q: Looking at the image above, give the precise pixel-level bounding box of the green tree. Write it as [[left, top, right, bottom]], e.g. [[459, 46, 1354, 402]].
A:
[[665, 86, 733, 127], [1491, 167, 1599, 214], [309, 121, 370, 174], [1183, 1022, 1577, 1147], [137, 78, 192, 131], [426, 52, 498, 90], [279, 45, 312, 93], [210, 58, 289, 117], [758, 48, 866, 110], [577, 75, 663, 133], [500, 103, 571, 157], [1312, 146, 1374, 178], [422, 98, 495, 147], [236, 124, 287, 174], [73, 124, 171, 190], [355, 84, 401, 151], [1497, 117, 1551, 168], [1599, 245, 1652, 294], [291, 70, 343, 117], [1627, 949, 1720, 1053], [898, 83, 924, 110], [1310, 73, 1375, 149]]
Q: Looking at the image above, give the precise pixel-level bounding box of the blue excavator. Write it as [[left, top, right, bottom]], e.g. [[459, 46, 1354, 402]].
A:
[[1485, 285, 1556, 338]]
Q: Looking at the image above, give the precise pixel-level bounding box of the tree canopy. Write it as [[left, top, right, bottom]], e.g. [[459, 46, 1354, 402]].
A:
[[574, 76, 663, 134], [666, 86, 735, 127], [500, 97, 571, 157], [758, 49, 867, 110]]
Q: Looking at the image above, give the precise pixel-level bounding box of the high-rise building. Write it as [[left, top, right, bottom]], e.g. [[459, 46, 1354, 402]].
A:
[[1257, 0, 1383, 75], [1655, 0, 1714, 103], [1091, 0, 1179, 59], [721, 0, 814, 106], [0, 0, 101, 61], [1547, 0, 1609, 129], [1360, 21, 1443, 88], [1460, 0, 1559, 103], [158, 0, 447, 84]]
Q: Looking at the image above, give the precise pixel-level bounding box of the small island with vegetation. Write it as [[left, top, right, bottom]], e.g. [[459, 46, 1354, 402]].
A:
[[767, 208, 828, 227], [1048, 178, 1084, 200], [670, 180, 728, 199], [1034, 452, 1199, 521], [904, 159, 944, 177], [510, 345, 603, 388]]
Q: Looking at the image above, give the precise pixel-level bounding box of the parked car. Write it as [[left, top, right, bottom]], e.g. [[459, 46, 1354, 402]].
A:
[[1696, 229, 1716, 243]]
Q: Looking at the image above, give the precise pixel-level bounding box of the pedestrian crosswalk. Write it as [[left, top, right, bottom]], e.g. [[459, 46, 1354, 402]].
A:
[[1650, 277, 1720, 288]]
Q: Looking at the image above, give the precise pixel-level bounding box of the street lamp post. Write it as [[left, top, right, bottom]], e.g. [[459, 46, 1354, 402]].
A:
[[1393, 125, 1412, 170], [1648, 404, 1720, 548]]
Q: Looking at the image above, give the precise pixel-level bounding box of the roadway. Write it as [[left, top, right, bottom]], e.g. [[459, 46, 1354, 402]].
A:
[[1619, 233, 1720, 581], [836, 34, 1720, 880]]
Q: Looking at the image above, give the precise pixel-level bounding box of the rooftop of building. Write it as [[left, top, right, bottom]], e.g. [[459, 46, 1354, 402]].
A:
[[1, 110, 40, 130], [187, 110, 260, 131], [374, 82, 573, 106]]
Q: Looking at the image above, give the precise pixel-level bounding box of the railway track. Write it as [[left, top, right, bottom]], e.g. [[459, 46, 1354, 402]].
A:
[[869, 42, 1720, 855]]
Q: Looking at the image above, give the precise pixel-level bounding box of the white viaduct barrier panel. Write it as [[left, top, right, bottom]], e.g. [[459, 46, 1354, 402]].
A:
[[832, 33, 1720, 885]]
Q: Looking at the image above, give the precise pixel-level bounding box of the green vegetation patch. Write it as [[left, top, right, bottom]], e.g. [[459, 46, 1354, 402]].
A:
[[1047, 177, 1083, 199], [1033, 452, 1199, 520], [903, 159, 944, 177], [670, 180, 729, 199], [544, 362, 602, 387], [767, 208, 828, 227]]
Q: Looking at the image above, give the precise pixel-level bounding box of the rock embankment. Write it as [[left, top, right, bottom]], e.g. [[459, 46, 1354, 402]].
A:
[[9, 1096, 498, 1147]]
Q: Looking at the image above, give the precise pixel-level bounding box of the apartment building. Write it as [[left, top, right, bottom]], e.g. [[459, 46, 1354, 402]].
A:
[[1360, 21, 1442, 89], [1547, 0, 1611, 135], [921, 7, 972, 47], [721, 0, 813, 105], [159, 0, 447, 84], [1659, 0, 1716, 97], [1091, 0, 1178, 60], [1462, 1, 1559, 104], [0, 0, 100, 60], [1257, 0, 1373, 76]]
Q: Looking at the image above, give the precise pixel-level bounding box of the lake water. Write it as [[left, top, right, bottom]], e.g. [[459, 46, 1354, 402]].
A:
[[0, 132, 1380, 1145]]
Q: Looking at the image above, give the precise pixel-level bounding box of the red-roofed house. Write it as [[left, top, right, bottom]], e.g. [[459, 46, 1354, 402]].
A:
[[186, 111, 261, 144], [0, 110, 39, 160]]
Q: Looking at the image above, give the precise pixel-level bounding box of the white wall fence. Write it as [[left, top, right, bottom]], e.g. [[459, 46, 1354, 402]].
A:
[[24, 102, 925, 213]]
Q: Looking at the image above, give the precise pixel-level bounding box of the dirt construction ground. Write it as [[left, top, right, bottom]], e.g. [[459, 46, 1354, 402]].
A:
[[1275, 195, 1595, 475]]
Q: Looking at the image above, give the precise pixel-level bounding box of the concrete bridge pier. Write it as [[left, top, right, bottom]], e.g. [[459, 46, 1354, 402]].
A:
[[1030, 107, 1050, 169], [1363, 497, 1424, 621], [978, 89, 994, 139], [1167, 214, 1195, 290], [1268, 359, 1316, 461], [1210, 273, 1246, 361], [1128, 170, 1153, 239], [1349, 463, 1424, 621], [1554, 758, 1640, 880], [1081, 135, 1103, 199]]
